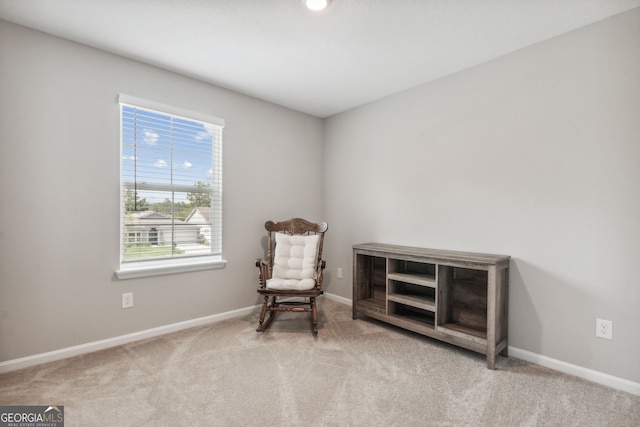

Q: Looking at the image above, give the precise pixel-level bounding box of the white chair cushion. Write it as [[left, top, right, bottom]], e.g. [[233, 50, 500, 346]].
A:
[[267, 233, 320, 291], [266, 277, 317, 291]]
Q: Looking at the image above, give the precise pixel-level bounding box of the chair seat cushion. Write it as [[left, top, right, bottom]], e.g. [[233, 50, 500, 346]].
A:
[[272, 233, 320, 280], [266, 277, 317, 291]]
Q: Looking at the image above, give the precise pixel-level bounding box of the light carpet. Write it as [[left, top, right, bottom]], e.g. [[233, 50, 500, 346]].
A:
[[1, 298, 638, 426]]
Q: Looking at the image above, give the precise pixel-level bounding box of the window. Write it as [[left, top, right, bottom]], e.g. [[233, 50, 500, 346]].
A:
[[116, 95, 225, 279]]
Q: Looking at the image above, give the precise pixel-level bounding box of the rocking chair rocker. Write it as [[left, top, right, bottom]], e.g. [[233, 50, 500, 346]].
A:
[[255, 218, 328, 334]]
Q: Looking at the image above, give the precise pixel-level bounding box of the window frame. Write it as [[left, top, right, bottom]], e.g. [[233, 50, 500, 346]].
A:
[[115, 94, 226, 279]]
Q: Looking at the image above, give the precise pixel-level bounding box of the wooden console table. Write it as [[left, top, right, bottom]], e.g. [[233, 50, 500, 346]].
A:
[[353, 243, 510, 369]]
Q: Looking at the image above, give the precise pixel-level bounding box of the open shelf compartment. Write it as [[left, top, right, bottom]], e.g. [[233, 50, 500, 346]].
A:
[[388, 301, 435, 329], [388, 259, 436, 287], [388, 280, 436, 311], [438, 266, 488, 338], [354, 254, 387, 314]]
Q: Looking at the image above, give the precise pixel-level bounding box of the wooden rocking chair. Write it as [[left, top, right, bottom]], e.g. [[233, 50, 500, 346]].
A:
[[255, 218, 328, 335]]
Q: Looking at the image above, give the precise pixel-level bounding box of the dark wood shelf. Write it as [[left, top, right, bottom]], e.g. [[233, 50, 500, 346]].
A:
[[387, 293, 435, 312], [387, 272, 436, 288], [439, 322, 487, 340], [356, 298, 385, 314]]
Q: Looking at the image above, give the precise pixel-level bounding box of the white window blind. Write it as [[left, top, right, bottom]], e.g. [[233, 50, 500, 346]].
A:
[[118, 95, 224, 270]]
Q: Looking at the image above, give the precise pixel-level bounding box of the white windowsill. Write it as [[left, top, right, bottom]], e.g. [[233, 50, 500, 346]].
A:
[[115, 256, 226, 280]]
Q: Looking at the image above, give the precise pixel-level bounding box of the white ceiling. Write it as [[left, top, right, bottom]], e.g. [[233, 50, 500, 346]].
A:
[[1, 0, 639, 118]]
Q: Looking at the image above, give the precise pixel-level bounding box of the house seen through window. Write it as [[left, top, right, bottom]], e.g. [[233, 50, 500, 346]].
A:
[[119, 95, 224, 271]]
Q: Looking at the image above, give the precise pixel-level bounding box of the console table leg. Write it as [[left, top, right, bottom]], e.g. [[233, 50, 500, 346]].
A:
[[487, 265, 498, 370]]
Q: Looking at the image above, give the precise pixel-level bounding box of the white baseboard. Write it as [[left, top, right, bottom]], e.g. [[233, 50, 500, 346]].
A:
[[0, 304, 260, 375], [508, 346, 639, 396], [323, 292, 352, 306], [2, 294, 637, 397]]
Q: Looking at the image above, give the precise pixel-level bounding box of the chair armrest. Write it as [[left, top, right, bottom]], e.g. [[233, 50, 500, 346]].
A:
[[315, 259, 327, 289], [256, 258, 271, 289]]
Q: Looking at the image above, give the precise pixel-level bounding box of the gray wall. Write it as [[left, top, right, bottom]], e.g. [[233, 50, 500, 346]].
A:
[[323, 8, 640, 382], [0, 21, 324, 361]]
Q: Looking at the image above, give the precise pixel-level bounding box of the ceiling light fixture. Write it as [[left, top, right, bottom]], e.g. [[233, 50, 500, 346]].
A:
[[303, 0, 331, 11]]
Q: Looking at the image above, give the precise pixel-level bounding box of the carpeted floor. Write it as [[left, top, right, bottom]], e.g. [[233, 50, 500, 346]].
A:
[[1, 298, 638, 426]]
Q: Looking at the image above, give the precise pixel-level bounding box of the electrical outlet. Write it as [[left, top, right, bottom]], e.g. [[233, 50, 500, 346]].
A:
[[595, 318, 612, 340], [122, 292, 133, 309], [337, 268, 343, 279]]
